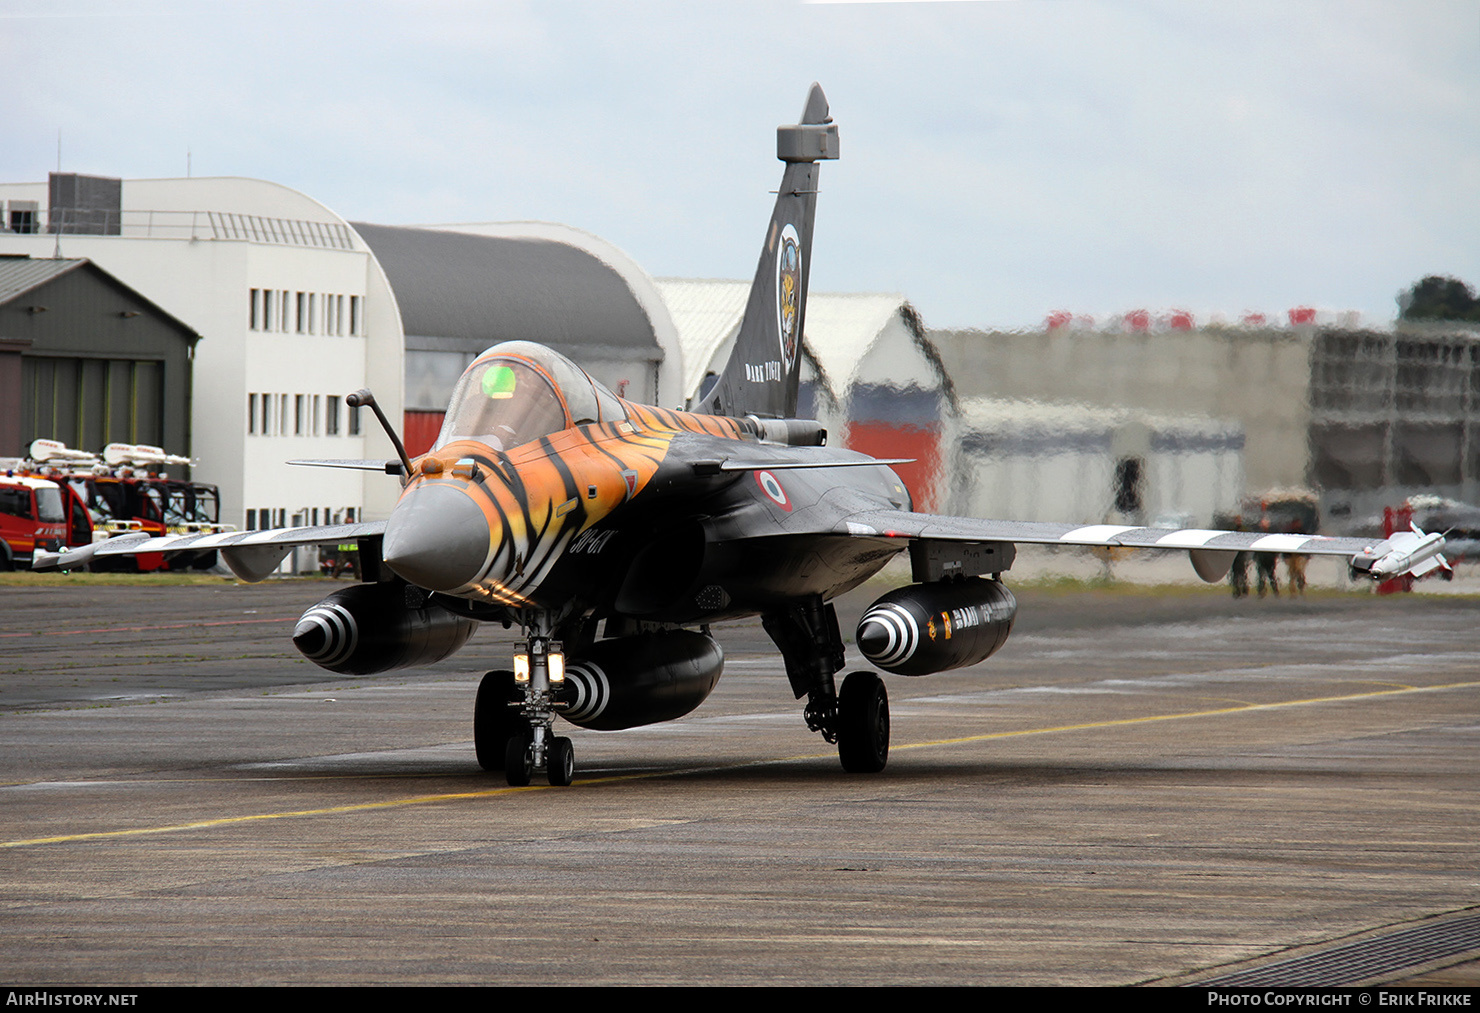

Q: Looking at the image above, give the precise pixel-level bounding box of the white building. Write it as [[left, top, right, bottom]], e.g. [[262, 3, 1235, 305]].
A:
[[0, 174, 405, 529]]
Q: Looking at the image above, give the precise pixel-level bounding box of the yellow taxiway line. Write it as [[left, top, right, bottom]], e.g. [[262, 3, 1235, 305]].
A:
[[4, 679, 1476, 850]]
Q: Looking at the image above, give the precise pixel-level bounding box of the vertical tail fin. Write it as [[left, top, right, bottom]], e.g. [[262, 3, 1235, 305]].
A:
[[701, 83, 838, 420]]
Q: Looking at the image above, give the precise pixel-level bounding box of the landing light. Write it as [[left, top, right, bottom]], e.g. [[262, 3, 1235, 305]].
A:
[[511, 650, 565, 683]]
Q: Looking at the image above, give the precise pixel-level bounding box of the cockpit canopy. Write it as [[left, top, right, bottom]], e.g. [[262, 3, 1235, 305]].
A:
[[434, 341, 629, 452]]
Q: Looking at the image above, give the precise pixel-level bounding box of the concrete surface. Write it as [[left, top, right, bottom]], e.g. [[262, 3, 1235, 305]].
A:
[[1, 576, 1476, 985]]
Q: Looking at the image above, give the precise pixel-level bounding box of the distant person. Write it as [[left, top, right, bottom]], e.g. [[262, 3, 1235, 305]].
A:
[[1255, 517, 1280, 598], [1230, 551, 1251, 597], [320, 542, 360, 580], [1229, 517, 1250, 598], [1284, 519, 1308, 597]]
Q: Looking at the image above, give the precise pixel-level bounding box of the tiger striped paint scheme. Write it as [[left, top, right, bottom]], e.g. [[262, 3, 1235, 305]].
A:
[[399, 403, 748, 607]]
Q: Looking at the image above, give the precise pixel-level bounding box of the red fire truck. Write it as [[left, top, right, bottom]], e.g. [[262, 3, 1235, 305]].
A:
[[11, 440, 229, 572], [0, 474, 67, 570]]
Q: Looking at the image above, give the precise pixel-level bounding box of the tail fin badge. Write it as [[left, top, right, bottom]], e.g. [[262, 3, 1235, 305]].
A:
[[777, 223, 801, 371]]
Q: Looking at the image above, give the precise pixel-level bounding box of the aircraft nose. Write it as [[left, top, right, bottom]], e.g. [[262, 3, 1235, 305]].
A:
[[382, 484, 491, 592]]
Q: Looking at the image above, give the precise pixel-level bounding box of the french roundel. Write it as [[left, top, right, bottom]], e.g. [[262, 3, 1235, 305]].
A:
[[755, 470, 791, 511]]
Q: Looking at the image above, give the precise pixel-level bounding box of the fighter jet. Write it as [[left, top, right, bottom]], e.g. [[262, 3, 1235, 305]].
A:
[[34, 84, 1444, 786]]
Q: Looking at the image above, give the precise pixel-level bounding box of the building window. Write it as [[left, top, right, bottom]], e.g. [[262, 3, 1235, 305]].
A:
[[248, 393, 258, 434], [246, 509, 256, 530], [294, 394, 305, 436], [312, 394, 321, 436], [336, 294, 345, 336], [308, 292, 316, 335], [348, 404, 362, 436], [261, 394, 272, 435], [262, 290, 274, 332], [249, 289, 259, 330], [326, 395, 340, 435], [280, 290, 290, 332], [350, 295, 361, 336], [279, 394, 289, 436], [296, 292, 306, 334]]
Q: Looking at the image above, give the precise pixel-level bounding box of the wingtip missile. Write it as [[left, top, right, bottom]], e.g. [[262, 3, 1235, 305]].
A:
[[1354, 524, 1448, 579]]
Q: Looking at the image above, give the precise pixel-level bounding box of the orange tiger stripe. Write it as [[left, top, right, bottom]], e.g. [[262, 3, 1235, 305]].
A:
[[400, 397, 752, 603]]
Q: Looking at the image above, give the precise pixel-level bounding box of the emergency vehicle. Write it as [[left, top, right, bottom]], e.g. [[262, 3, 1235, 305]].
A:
[[0, 474, 67, 570], [11, 440, 231, 571]]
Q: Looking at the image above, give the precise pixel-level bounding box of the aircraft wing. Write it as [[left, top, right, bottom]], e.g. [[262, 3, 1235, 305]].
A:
[[833, 508, 1444, 582], [32, 521, 387, 582]]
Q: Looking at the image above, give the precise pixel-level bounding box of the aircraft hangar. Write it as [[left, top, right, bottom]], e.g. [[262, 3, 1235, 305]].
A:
[[0, 255, 198, 460], [351, 221, 683, 457], [352, 226, 957, 509], [657, 279, 954, 510], [933, 321, 1480, 527], [946, 397, 1246, 527]]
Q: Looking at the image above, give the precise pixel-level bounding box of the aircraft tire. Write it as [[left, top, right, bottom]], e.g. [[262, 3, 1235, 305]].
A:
[[474, 670, 518, 771], [504, 731, 534, 787], [837, 671, 889, 774], [548, 736, 575, 787]]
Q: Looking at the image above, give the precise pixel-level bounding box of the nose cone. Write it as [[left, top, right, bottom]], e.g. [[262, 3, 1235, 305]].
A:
[[382, 484, 492, 592], [856, 618, 890, 659], [856, 603, 918, 668]]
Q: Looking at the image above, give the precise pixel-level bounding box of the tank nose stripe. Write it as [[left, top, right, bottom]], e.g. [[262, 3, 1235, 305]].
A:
[[858, 603, 917, 666], [293, 602, 358, 667], [563, 662, 610, 722]]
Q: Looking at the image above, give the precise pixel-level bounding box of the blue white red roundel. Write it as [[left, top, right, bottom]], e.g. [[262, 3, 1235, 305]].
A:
[[755, 470, 791, 511]]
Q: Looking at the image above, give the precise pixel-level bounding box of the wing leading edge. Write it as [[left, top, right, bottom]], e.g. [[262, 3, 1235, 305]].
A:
[[834, 509, 1445, 582], [32, 521, 388, 583]]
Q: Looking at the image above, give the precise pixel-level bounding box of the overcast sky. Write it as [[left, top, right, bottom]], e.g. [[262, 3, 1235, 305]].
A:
[[2, 0, 1476, 329]]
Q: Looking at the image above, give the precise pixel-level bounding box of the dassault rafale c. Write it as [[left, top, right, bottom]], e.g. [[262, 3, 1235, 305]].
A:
[[35, 85, 1446, 786]]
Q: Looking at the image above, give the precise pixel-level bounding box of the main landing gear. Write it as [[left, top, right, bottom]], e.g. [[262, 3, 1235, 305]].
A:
[[474, 611, 578, 787], [763, 597, 890, 773], [837, 670, 889, 773]]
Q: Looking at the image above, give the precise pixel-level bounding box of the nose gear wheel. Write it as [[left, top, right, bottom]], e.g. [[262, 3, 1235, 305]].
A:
[[474, 669, 518, 771], [499, 608, 581, 787]]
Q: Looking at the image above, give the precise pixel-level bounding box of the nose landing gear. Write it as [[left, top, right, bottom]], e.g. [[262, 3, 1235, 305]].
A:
[[474, 610, 579, 787]]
